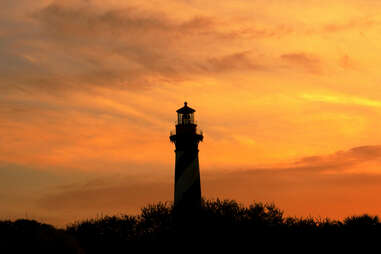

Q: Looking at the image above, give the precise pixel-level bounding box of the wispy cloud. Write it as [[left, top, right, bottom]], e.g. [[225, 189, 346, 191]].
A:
[[6, 2, 263, 91], [34, 144, 381, 225], [301, 93, 381, 108], [281, 53, 322, 74], [323, 17, 376, 33]]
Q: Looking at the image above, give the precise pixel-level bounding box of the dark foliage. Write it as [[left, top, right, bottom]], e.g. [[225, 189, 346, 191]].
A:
[[0, 219, 83, 254], [2, 199, 381, 253]]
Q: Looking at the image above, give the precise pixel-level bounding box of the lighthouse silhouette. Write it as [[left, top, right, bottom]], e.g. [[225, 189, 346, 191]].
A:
[[170, 102, 203, 209]]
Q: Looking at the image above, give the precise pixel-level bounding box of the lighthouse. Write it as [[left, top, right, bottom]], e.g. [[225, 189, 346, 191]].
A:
[[170, 102, 203, 209]]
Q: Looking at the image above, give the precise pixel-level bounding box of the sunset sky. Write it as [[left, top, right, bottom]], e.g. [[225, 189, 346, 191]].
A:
[[2, 0, 381, 227]]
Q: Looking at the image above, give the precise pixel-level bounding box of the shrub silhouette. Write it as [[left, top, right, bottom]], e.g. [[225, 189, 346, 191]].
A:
[[66, 215, 138, 253], [344, 214, 379, 231], [0, 219, 82, 254], [2, 199, 381, 253]]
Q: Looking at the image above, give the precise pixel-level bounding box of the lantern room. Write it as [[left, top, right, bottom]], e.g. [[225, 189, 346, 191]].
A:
[[176, 102, 195, 125], [170, 101, 203, 145]]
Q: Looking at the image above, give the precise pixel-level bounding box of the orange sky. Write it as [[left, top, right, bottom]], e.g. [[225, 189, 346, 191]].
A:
[[1, 0, 381, 227]]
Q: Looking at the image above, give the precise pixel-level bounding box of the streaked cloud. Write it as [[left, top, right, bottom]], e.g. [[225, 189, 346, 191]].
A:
[[34, 145, 381, 226], [301, 93, 381, 108], [281, 53, 322, 74], [323, 17, 375, 33], [0, 2, 266, 92]]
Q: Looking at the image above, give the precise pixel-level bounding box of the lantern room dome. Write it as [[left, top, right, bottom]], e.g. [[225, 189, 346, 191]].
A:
[[176, 102, 195, 114]]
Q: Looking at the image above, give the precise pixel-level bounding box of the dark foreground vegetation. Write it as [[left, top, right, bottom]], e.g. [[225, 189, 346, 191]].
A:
[[1, 199, 380, 253]]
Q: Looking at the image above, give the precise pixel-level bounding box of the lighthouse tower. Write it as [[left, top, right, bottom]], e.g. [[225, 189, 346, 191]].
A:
[[170, 102, 203, 209]]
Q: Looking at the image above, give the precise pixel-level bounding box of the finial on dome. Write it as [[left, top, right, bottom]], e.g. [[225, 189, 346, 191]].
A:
[[176, 102, 195, 113]]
